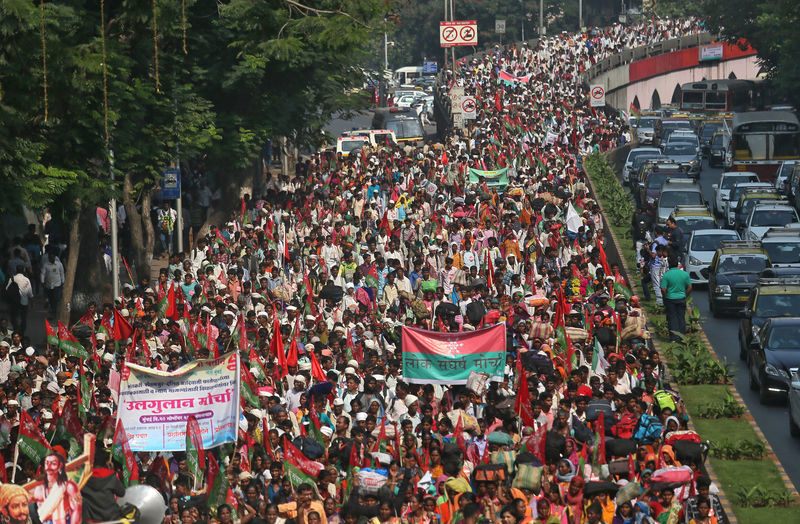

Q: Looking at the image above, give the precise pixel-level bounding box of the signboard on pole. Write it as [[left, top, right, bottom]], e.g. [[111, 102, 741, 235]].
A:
[[118, 352, 240, 451], [440, 21, 478, 48], [495, 19, 506, 34], [452, 113, 464, 130], [450, 86, 465, 114], [423, 61, 438, 73], [461, 96, 477, 119], [589, 84, 606, 107], [161, 168, 180, 199]]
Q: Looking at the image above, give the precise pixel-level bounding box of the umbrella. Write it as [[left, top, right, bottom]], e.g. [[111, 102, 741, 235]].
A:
[[319, 285, 343, 302]]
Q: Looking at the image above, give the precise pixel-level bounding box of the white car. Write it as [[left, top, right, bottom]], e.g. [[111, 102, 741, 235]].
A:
[[712, 172, 759, 217], [685, 229, 740, 284], [623, 147, 661, 183], [743, 203, 800, 241], [395, 94, 426, 109], [724, 182, 774, 227]]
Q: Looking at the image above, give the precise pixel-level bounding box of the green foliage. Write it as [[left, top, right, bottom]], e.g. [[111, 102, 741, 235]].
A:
[[664, 332, 734, 385], [697, 0, 800, 106], [710, 438, 766, 460], [734, 484, 795, 507], [697, 391, 745, 419], [584, 152, 634, 231], [686, 297, 701, 333]]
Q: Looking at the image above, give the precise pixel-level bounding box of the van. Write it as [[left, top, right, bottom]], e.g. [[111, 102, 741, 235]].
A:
[[336, 136, 369, 157], [371, 108, 425, 146], [343, 129, 398, 148]]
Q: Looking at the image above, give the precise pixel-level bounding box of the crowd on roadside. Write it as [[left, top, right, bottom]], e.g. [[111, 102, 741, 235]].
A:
[[0, 16, 730, 524]]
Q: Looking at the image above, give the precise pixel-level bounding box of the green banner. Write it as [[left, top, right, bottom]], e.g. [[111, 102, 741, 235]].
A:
[[468, 168, 509, 188]]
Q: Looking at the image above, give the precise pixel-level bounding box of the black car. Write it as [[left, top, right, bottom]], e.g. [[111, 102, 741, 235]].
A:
[[748, 317, 800, 403], [738, 279, 800, 360], [708, 132, 727, 167], [708, 243, 771, 317]]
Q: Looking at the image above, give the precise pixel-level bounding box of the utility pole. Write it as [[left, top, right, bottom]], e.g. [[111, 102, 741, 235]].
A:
[[539, 0, 544, 37], [450, 0, 455, 68], [109, 150, 119, 300], [443, 0, 448, 70], [579, 0, 583, 30]]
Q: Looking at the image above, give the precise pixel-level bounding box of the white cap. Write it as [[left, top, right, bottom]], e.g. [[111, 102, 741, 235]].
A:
[[404, 395, 419, 407], [355, 412, 367, 422], [333, 398, 344, 406], [96, 333, 107, 341], [305, 315, 316, 322], [320, 426, 334, 437], [344, 366, 356, 375], [294, 375, 307, 385], [103, 353, 115, 362]]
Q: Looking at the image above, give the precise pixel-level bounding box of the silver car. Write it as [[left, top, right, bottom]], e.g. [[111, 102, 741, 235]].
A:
[[663, 142, 701, 177]]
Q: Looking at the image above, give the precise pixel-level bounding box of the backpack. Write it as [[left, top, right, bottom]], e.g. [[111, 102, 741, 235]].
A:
[[653, 390, 677, 413], [4, 279, 21, 307], [611, 415, 638, 439], [571, 416, 594, 444], [633, 414, 663, 444]]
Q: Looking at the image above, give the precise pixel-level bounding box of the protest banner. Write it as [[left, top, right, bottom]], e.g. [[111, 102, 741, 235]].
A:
[[401, 324, 506, 384], [118, 351, 240, 451]]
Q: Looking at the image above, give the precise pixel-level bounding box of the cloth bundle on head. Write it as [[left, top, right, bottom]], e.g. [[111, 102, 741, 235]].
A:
[[444, 476, 471, 494]]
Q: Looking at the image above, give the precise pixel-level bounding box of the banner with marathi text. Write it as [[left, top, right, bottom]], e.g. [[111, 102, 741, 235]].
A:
[[468, 168, 509, 188], [402, 325, 506, 385], [118, 352, 240, 451]]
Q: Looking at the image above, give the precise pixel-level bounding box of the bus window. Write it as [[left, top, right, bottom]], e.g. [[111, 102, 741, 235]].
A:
[[682, 91, 703, 108], [733, 133, 768, 160], [772, 133, 800, 159], [705, 91, 727, 110]]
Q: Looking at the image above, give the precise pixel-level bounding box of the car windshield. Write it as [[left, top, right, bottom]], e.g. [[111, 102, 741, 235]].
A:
[[628, 150, 658, 163], [639, 118, 659, 128], [721, 176, 758, 189], [702, 125, 722, 138], [340, 139, 366, 152], [751, 210, 798, 227], [676, 218, 716, 233], [387, 119, 423, 139], [717, 255, 768, 274], [731, 186, 770, 203], [665, 144, 696, 155], [691, 234, 739, 251], [647, 172, 669, 189], [659, 191, 703, 208], [767, 326, 800, 350], [712, 134, 725, 147], [755, 294, 800, 317], [763, 242, 800, 263], [634, 156, 661, 170]]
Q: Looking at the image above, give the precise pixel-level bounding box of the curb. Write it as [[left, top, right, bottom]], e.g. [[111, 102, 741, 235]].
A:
[[584, 160, 740, 522]]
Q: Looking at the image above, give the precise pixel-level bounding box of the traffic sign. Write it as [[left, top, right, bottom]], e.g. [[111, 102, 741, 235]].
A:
[[423, 61, 438, 73], [161, 168, 181, 199], [450, 86, 464, 114], [495, 19, 506, 34], [589, 84, 606, 107], [461, 96, 477, 119], [440, 21, 478, 47], [453, 113, 464, 129]]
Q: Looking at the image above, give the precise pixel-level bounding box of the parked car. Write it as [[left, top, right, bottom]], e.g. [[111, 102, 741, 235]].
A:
[[712, 172, 759, 218], [748, 317, 800, 403], [685, 229, 740, 285], [742, 203, 800, 241], [739, 277, 800, 360], [623, 147, 661, 183], [708, 241, 770, 317]]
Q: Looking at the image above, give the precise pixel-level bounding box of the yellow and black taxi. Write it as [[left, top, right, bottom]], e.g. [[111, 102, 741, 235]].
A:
[[738, 277, 800, 360], [668, 205, 716, 253], [708, 241, 771, 317]]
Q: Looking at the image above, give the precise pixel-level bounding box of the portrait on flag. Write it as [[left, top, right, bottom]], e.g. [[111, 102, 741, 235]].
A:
[[402, 324, 506, 384], [118, 351, 240, 451]]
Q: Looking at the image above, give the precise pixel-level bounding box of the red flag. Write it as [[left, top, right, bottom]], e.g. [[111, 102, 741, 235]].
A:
[[596, 411, 607, 465], [303, 268, 317, 317], [440, 150, 449, 166], [454, 415, 467, 455], [628, 454, 636, 480], [206, 315, 218, 359], [379, 209, 390, 236], [494, 91, 502, 111], [165, 283, 179, 321], [486, 251, 494, 290], [241, 196, 246, 221], [525, 423, 547, 463], [113, 419, 140, 485], [597, 239, 611, 277], [206, 452, 221, 493], [515, 356, 536, 428], [309, 350, 327, 383], [270, 314, 287, 378], [76, 311, 95, 328], [263, 418, 274, 458], [149, 455, 171, 493], [62, 398, 85, 439], [113, 308, 134, 340], [286, 316, 299, 367]]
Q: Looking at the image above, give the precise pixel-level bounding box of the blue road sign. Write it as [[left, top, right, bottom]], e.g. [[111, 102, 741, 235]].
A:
[[161, 168, 181, 200]]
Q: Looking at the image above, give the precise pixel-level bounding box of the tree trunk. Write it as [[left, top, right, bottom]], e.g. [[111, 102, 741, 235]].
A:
[[123, 172, 154, 283], [59, 200, 82, 325]]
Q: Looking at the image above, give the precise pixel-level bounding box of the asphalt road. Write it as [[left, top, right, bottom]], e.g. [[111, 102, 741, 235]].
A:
[[619, 156, 800, 489]]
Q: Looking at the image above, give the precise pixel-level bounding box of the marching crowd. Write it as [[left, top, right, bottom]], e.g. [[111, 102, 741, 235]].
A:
[[0, 16, 730, 524]]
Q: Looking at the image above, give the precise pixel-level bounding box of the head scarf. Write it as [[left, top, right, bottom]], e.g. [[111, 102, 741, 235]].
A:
[[0, 484, 28, 511]]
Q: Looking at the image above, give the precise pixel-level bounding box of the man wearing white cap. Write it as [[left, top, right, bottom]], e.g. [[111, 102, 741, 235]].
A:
[[399, 395, 421, 431], [286, 375, 307, 413]]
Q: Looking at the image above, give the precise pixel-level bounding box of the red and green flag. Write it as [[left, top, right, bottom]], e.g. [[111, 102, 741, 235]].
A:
[[18, 410, 52, 463], [45, 320, 59, 348], [249, 346, 267, 382], [186, 415, 205, 489], [364, 263, 379, 290], [57, 321, 90, 360], [593, 411, 607, 466], [240, 363, 259, 408], [112, 419, 139, 486], [613, 269, 632, 300]]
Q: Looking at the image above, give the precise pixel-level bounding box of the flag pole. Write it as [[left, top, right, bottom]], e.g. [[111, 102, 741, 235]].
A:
[[11, 441, 19, 483]]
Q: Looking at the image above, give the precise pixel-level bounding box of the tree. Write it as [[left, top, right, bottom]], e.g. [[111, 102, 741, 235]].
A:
[[700, 0, 800, 105]]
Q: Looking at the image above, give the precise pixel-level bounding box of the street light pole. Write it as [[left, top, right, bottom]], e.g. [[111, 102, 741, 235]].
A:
[[579, 0, 583, 30], [539, 0, 544, 37], [173, 91, 184, 253]]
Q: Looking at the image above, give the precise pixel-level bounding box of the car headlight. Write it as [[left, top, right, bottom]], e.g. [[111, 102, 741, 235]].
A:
[[715, 284, 731, 295], [748, 231, 759, 241], [765, 363, 790, 379], [751, 325, 760, 338], [646, 196, 655, 204], [689, 160, 696, 165], [688, 256, 702, 266]]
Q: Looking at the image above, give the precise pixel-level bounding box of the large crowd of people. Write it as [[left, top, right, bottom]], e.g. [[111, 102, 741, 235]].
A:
[[0, 16, 730, 524]]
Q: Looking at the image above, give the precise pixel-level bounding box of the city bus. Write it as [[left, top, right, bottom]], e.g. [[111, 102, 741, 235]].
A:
[[679, 79, 761, 113], [728, 111, 800, 182]]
